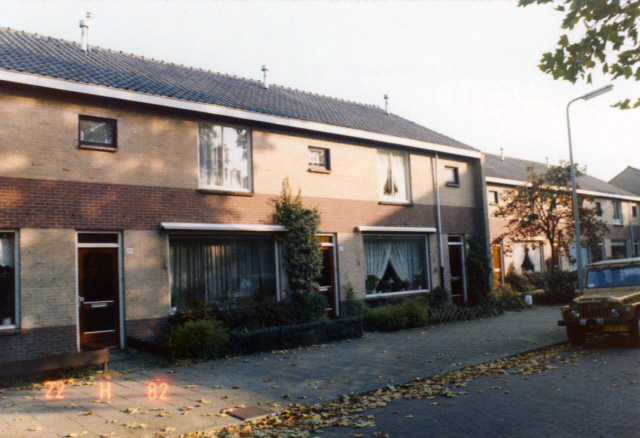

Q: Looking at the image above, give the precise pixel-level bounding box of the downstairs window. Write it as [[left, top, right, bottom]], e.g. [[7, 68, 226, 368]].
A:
[[170, 235, 277, 308]]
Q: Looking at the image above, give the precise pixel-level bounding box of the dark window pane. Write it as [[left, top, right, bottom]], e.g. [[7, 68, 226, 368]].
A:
[[80, 117, 115, 146], [83, 307, 116, 332], [81, 251, 117, 302], [0, 233, 16, 325], [78, 233, 119, 244]]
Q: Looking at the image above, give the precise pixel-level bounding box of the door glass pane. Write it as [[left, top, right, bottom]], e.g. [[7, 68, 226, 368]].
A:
[[449, 245, 463, 277], [0, 232, 16, 325], [82, 251, 116, 302], [83, 307, 116, 332], [318, 249, 333, 288]]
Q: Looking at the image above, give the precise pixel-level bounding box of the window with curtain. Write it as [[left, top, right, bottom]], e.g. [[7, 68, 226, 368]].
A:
[[378, 150, 410, 202], [363, 235, 428, 295], [198, 123, 251, 191], [613, 201, 623, 225], [0, 232, 16, 326], [170, 235, 276, 307]]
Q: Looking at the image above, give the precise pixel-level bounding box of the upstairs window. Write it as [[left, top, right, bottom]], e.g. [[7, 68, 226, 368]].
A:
[[308, 147, 330, 172], [489, 190, 499, 204], [378, 150, 410, 203], [198, 123, 252, 192], [633, 205, 638, 218], [595, 202, 603, 216], [79, 116, 117, 151], [444, 166, 459, 187], [613, 201, 623, 225]]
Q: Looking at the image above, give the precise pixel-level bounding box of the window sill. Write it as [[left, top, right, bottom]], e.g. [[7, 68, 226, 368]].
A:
[[366, 289, 429, 298], [198, 189, 254, 197], [0, 326, 20, 337], [79, 144, 117, 153], [378, 201, 413, 207], [445, 182, 460, 188], [308, 167, 331, 174]]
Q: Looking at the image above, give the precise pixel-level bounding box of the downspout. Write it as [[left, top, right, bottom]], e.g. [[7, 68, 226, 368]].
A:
[[433, 153, 446, 294], [630, 203, 636, 257]]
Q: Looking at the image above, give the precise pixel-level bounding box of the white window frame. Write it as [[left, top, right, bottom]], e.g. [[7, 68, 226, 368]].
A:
[[0, 230, 19, 330], [197, 122, 253, 193], [378, 149, 411, 203], [362, 233, 430, 298], [613, 201, 623, 225]]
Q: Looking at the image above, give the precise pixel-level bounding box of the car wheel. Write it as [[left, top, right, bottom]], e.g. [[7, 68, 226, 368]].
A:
[[566, 326, 586, 346], [629, 315, 640, 347]]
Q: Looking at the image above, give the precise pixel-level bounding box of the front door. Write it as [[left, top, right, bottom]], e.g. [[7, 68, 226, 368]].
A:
[[448, 236, 466, 306], [78, 248, 120, 349], [317, 235, 337, 318]]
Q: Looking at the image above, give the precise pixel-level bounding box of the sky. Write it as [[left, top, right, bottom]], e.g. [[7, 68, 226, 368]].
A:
[[0, 0, 637, 182]]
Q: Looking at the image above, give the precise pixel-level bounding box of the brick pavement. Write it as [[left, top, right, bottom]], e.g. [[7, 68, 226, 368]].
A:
[[0, 306, 566, 437], [319, 335, 640, 438]]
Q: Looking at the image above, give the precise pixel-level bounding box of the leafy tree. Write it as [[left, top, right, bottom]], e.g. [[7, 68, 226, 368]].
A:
[[274, 178, 323, 294], [465, 234, 493, 305], [492, 162, 608, 272], [519, 0, 640, 109]]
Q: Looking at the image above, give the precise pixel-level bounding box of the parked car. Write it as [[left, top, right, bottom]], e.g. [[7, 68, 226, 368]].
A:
[[558, 257, 640, 346]]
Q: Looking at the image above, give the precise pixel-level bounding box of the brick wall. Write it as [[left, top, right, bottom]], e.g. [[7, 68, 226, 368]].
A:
[[0, 325, 76, 362], [124, 317, 171, 342]]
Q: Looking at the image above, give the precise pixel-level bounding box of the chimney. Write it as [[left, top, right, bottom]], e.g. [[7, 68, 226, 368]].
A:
[[261, 65, 269, 89], [79, 12, 93, 52], [500, 147, 504, 161], [384, 94, 389, 114]]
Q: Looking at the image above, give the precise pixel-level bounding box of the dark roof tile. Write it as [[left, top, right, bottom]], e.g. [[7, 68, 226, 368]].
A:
[[0, 27, 476, 152]]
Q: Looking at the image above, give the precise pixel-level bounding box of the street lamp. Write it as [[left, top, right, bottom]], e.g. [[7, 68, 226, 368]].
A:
[[567, 84, 614, 295]]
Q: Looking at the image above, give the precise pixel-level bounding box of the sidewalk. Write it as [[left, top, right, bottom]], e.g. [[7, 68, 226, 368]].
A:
[[0, 306, 566, 438]]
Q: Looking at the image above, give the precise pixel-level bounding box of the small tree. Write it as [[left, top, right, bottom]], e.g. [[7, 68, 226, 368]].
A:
[[274, 178, 323, 294], [465, 234, 493, 305], [493, 162, 608, 272]]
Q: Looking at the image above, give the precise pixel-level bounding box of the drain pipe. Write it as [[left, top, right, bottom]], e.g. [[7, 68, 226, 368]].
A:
[[630, 203, 636, 257], [433, 153, 445, 293]]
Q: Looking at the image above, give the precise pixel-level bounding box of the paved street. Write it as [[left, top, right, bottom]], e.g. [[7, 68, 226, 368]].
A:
[[319, 336, 640, 438], [0, 307, 566, 437]]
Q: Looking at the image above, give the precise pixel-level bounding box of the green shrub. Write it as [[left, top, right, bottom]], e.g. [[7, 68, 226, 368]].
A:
[[365, 304, 409, 332], [169, 319, 229, 359], [465, 234, 493, 305], [364, 297, 429, 331], [341, 282, 366, 317], [504, 265, 532, 292], [523, 272, 547, 289], [428, 286, 449, 308], [539, 271, 577, 305], [401, 297, 430, 328], [495, 285, 526, 309]]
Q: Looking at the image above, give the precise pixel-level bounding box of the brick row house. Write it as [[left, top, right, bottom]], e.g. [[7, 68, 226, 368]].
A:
[[486, 153, 640, 283], [0, 27, 490, 361]]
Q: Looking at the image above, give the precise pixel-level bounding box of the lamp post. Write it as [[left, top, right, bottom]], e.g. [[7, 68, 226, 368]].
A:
[[566, 84, 613, 295]]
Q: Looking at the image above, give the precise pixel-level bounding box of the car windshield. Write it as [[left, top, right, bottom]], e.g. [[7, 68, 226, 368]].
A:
[[586, 266, 640, 288]]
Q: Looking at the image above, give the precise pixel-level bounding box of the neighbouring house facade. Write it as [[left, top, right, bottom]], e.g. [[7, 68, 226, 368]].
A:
[[0, 27, 490, 361], [486, 153, 640, 284], [610, 166, 640, 197]]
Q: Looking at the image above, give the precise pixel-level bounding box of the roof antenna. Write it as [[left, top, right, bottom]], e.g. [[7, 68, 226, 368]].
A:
[[500, 147, 504, 161], [261, 65, 269, 89], [384, 94, 389, 114], [79, 12, 93, 52]]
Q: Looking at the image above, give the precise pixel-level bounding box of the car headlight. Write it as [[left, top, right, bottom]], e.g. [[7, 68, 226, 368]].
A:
[[571, 310, 580, 319], [611, 308, 620, 317]]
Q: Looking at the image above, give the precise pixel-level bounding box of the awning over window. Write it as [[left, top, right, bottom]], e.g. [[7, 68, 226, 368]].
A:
[[160, 222, 288, 232], [357, 226, 436, 233]]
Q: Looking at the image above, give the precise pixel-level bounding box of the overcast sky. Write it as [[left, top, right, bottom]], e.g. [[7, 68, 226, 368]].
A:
[[1, 0, 637, 181]]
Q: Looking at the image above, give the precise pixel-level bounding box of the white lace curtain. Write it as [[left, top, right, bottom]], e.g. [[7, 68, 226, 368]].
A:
[[378, 150, 407, 201], [0, 236, 14, 268], [170, 236, 276, 306], [364, 236, 425, 285]]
